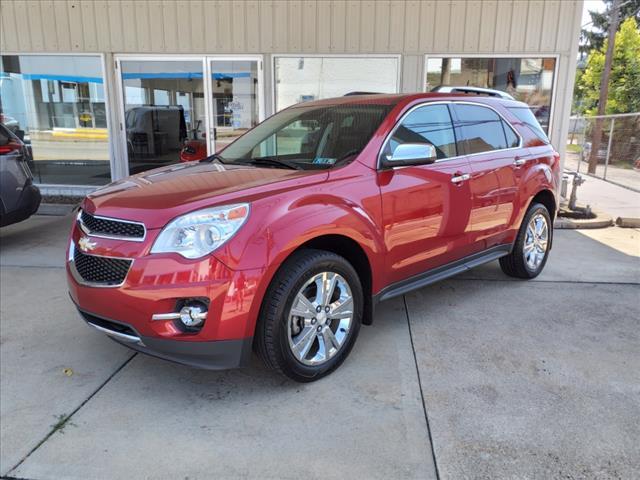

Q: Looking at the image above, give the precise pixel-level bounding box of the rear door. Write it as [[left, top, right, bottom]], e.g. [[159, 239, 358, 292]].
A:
[[378, 103, 475, 285], [451, 103, 523, 249]]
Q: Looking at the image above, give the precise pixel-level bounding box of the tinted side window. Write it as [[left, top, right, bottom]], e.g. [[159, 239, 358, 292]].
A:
[[453, 104, 508, 154], [502, 120, 519, 148], [387, 104, 456, 159], [507, 106, 550, 144]]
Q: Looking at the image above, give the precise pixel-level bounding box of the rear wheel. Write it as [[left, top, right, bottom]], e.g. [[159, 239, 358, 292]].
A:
[[500, 203, 551, 279], [255, 249, 363, 382]]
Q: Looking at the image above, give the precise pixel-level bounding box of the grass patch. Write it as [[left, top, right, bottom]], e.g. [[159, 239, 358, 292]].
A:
[[50, 414, 77, 434], [566, 144, 583, 153]]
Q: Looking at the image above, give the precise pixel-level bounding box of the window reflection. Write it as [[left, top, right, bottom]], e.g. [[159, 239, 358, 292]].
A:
[[210, 60, 259, 151], [0, 55, 110, 185], [426, 57, 556, 133], [120, 60, 205, 175], [275, 57, 399, 111]]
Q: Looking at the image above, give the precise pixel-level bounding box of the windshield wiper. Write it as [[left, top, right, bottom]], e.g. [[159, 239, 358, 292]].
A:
[[200, 153, 227, 164], [248, 156, 302, 170]]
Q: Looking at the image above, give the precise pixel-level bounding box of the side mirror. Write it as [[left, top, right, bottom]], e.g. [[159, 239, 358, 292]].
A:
[[382, 143, 437, 168], [15, 129, 25, 141]]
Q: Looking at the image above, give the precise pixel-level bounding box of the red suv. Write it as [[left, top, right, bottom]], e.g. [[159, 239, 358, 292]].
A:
[[67, 93, 559, 382]]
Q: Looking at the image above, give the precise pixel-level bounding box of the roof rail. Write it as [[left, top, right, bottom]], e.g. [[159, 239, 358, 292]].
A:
[[343, 91, 382, 96], [430, 85, 515, 100]]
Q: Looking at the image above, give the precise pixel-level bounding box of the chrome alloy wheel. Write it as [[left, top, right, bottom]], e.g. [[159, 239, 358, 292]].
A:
[[287, 272, 354, 366], [524, 213, 549, 270]]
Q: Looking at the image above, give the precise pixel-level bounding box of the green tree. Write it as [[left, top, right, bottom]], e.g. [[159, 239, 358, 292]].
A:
[[580, 0, 640, 57], [577, 17, 640, 115]]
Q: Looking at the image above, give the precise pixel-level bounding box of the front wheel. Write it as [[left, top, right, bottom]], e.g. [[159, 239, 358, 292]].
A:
[[500, 203, 552, 279], [255, 249, 363, 382]]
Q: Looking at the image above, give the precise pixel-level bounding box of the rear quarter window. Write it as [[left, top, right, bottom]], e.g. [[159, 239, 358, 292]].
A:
[[507, 106, 550, 144]]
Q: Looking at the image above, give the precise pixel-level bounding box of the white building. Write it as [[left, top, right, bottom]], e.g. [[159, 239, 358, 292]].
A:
[[0, 0, 583, 195]]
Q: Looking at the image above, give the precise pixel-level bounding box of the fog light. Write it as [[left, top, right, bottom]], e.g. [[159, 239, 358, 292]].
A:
[[179, 304, 207, 328]]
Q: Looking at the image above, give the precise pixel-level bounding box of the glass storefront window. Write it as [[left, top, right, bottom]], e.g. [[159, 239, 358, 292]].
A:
[[274, 57, 400, 111], [120, 60, 205, 175], [210, 60, 260, 151], [425, 57, 556, 132], [0, 55, 110, 185]]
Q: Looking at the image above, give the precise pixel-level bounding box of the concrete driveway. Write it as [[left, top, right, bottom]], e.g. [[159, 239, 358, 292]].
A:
[[1, 215, 639, 479]]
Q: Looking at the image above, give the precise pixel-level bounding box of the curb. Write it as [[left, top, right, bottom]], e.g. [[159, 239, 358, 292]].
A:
[[37, 203, 76, 216], [616, 217, 640, 228], [554, 209, 614, 229]]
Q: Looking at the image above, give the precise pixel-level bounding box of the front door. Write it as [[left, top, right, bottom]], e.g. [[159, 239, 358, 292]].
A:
[[116, 56, 263, 178], [206, 58, 263, 153], [378, 103, 475, 285]]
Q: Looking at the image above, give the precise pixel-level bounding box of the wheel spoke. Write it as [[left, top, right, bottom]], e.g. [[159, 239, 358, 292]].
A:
[[320, 328, 339, 359], [323, 327, 339, 349], [539, 221, 548, 239], [329, 296, 353, 319], [524, 242, 535, 253], [292, 326, 317, 360], [319, 272, 338, 307], [290, 293, 316, 318], [526, 251, 534, 267]]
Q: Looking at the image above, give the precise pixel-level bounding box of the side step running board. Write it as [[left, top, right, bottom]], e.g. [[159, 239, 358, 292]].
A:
[[376, 244, 511, 302]]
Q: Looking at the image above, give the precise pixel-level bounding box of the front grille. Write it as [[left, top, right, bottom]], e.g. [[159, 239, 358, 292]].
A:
[[73, 248, 132, 286], [80, 210, 145, 239]]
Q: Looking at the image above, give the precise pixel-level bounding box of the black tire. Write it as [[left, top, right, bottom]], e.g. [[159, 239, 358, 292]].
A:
[[500, 202, 552, 279], [254, 248, 363, 382]]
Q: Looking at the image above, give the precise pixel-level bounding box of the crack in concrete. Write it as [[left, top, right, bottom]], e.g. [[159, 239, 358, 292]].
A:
[[5, 353, 137, 477], [403, 294, 441, 480]]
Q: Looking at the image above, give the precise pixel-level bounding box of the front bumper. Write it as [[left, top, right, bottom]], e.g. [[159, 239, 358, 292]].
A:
[[78, 308, 253, 369], [67, 217, 265, 370]]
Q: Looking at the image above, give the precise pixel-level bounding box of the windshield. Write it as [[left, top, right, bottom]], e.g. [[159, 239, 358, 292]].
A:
[[218, 103, 392, 169]]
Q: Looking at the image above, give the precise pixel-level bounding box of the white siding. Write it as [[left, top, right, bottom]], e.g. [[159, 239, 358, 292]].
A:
[[1, 0, 581, 55], [0, 0, 583, 174]]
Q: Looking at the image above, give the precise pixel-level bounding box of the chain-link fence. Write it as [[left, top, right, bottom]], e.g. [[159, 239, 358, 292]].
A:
[[566, 113, 640, 192]]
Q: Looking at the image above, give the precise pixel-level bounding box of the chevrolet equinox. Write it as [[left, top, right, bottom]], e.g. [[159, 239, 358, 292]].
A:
[[67, 93, 559, 382]]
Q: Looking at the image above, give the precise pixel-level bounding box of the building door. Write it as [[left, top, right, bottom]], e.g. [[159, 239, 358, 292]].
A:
[[206, 57, 263, 153], [115, 56, 263, 178]]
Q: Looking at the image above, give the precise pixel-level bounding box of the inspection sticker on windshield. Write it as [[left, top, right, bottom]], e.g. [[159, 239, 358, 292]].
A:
[[312, 157, 336, 165]]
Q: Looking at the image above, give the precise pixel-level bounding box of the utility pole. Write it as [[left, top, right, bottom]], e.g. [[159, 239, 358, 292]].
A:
[[588, 0, 621, 174]]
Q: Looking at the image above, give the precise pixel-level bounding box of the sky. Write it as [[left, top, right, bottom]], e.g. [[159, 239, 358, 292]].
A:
[[582, 0, 607, 32]]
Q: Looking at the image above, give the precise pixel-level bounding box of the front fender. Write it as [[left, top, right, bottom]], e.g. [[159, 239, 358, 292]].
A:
[[215, 194, 384, 273], [213, 193, 385, 337]]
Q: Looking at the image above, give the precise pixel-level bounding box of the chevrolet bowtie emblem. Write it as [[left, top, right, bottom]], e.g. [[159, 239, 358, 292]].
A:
[[78, 236, 97, 252]]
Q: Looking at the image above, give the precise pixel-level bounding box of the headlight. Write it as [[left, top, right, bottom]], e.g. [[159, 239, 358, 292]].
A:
[[151, 203, 249, 259]]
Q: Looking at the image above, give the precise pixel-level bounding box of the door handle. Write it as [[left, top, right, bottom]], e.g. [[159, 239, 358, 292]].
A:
[[451, 173, 470, 184], [514, 156, 527, 166]]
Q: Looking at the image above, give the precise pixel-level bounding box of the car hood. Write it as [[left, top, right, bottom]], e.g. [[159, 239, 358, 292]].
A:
[[83, 161, 328, 229]]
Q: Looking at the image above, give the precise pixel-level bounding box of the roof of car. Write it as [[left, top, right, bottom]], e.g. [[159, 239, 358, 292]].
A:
[[288, 92, 527, 109]]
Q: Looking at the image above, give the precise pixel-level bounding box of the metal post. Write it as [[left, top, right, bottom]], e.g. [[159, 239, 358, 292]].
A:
[[604, 118, 615, 180], [578, 117, 588, 174]]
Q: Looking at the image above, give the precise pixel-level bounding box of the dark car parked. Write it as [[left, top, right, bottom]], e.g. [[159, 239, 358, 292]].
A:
[[0, 123, 41, 227]]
